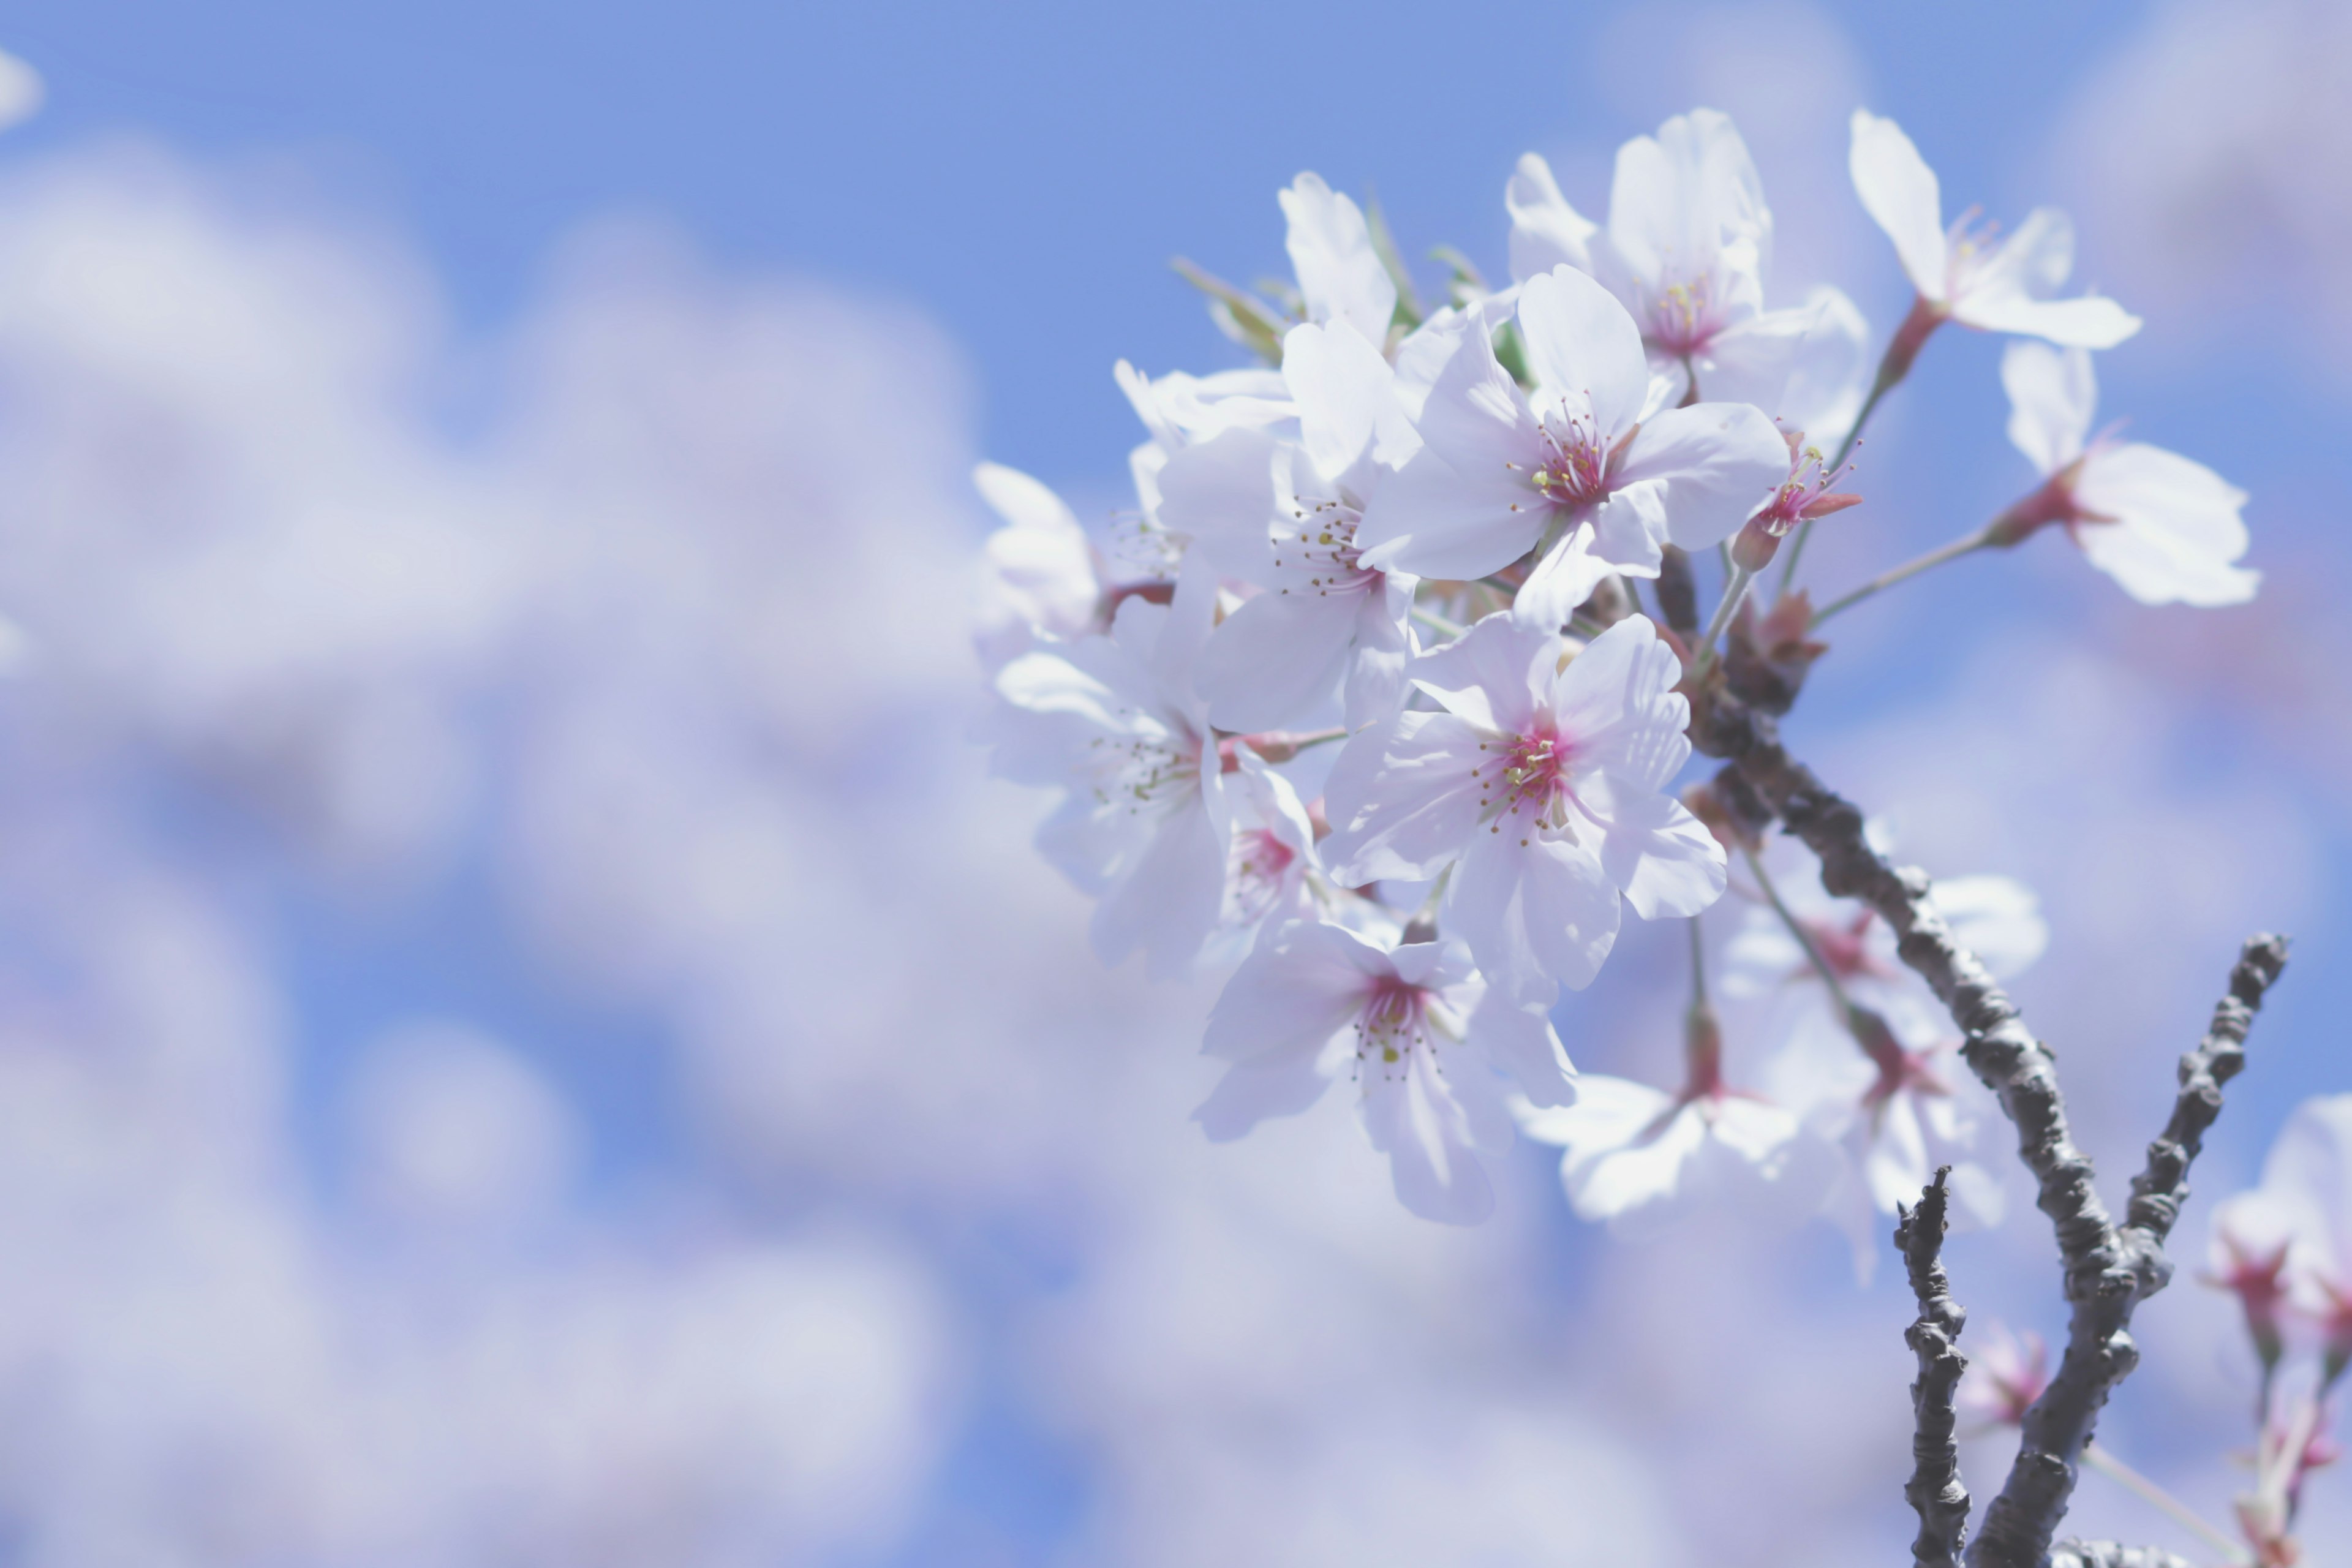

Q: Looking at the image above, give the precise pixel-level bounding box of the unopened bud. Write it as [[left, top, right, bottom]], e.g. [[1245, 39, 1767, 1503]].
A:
[[1730, 515, 1781, 574]]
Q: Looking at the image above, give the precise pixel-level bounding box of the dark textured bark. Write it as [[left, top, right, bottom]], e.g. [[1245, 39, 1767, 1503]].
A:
[[1687, 676, 2287, 1568], [1899, 1169, 1970, 1567], [2045, 1544, 2195, 1568]]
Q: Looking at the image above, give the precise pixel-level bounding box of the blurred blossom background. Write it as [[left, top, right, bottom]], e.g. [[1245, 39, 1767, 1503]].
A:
[[0, 1, 2338, 1562]]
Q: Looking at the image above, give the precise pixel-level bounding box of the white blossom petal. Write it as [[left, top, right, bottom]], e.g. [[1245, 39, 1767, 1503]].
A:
[[1506, 151, 1597, 284], [2000, 341, 2096, 475], [1849, 110, 1950, 302], [1280, 172, 1398, 350], [2071, 443, 2258, 606]]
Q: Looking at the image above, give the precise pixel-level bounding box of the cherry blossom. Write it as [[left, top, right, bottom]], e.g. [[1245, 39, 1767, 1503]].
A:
[[1721, 857, 2048, 1016], [1354, 265, 1788, 612], [2210, 1096, 2352, 1373], [1201, 748, 1324, 965], [1507, 111, 1869, 434], [1319, 609, 1725, 1004], [1115, 360, 1294, 558], [1156, 320, 1418, 730], [1278, 172, 1399, 350], [973, 461, 1106, 669], [1721, 843, 2041, 1275], [1758, 997, 2005, 1280], [987, 563, 1232, 979], [1849, 109, 2141, 355], [1517, 995, 1833, 1241], [1196, 918, 1571, 1224], [1956, 1322, 2049, 1434], [1998, 339, 2258, 606]]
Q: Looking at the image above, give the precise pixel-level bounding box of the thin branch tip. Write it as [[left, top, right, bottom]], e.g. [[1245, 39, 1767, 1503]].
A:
[[1900, 1165, 1970, 1568]]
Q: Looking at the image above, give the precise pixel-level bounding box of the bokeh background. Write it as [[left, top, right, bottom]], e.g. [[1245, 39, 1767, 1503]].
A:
[[0, 0, 2339, 1561]]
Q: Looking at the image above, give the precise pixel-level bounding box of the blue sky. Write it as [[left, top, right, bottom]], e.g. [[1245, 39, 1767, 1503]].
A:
[[9, 0, 2167, 473]]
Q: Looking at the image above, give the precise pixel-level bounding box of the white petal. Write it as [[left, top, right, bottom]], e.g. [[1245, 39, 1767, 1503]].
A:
[[1448, 822, 1622, 998], [1849, 110, 1949, 301], [1610, 401, 1790, 550], [1515, 265, 1651, 440], [1194, 1049, 1337, 1141], [1197, 584, 1358, 731], [1469, 993, 1575, 1107], [1694, 287, 1869, 442], [1153, 427, 1282, 576], [1355, 325, 1548, 581], [1408, 607, 1551, 733], [1929, 875, 2048, 980], [1204, 920, 1381, 1061], [1359, 1043, 1502, 1224], [2000, 341, 2096, 474], [1282, 319, 1393, 483], [1549, 614, 1689, 791], [1506, 151, 1597, 283], [1605, 108, 1770, 311], [1280, 172, 1398, 349], [1513, 529, 1618, 634], [2071, 443, 2258, 606], [1585, 780, 1728, 919], [1341, 579, 1414, 731], [1318, 710, 1490, 883], [1091, 788, 1226, 978]]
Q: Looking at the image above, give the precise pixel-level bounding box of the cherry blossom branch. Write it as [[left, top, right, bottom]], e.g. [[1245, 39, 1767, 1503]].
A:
[[1898, 1167, 1972, 1568], [1692, 679, 2290, 1568], [2046, 1544, 2195, 1568]]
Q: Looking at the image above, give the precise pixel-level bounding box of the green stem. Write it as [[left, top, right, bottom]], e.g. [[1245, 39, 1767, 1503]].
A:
[[1687, 910, 1708, 1008], [1410, 603, 1467, 639], [1776, 322, 1912, 594], [1696, 563, 1755, 660], [2080, 1442, 2252, 1565], [1741, 846, 1856, 1017], [1808, 527, 1994, 628]]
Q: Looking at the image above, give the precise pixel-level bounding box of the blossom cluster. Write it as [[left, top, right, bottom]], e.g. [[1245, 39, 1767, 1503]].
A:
[[978, 108, 2258, 1234]]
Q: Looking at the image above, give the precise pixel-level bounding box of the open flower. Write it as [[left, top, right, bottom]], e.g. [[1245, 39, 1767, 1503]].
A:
[[1997, 339, 2258, 606], [1508, 111, 1869, 434], [1518, 994, 1832, 1240], [987, 562, 1231, 978], [2211, 1096, 2352, 1374], [1759, 999, 2007, 1281], [1156, 320, 1419, 729], [973, 461, 1106, 670], [1850, 110, 2140, 353], [1196, 919, 1572, 1224], [1355, 265, 1788, 614], [1319, 609, 1725, 1004]]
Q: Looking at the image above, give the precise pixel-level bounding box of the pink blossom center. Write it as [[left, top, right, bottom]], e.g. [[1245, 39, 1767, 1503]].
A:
[[1223, 827, 1296, 928], [1642, 274, 1728, 358], [1526, 404, 1613, 509], [1472, 720, 1585, 839], [1355, 976, 1436, 1072], [1270, 494, 1379, 597], [1801, 911, 1889, 983]]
